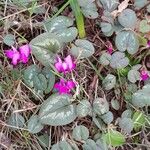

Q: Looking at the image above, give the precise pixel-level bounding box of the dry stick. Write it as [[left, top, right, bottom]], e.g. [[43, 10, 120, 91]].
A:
[[0, 2, 47, 21]]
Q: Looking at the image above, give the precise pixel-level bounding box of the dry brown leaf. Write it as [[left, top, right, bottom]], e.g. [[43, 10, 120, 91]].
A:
[[111, 0, 130, 18]]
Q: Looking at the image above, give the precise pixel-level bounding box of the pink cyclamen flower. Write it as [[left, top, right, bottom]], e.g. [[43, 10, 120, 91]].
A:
[[54, 79, 76, 94], [107, 47, 113, 55], [5, 47, 20, 65], [140, 70, 149, 81], [5, 44, 31, 65], [55, 55, 76, 73], [147, 40, 150, 47], [19, 44, 31, 63]]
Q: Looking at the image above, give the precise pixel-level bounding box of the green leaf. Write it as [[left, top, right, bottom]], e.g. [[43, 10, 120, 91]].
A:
[[99, 0, 119, 12], [72, 125, 89, 141], [93, 97, 109, 115], [37, 134, 50, 148], [51, 141, 73, 150], [56, 27, 78, 43], [27, 115, 43, 134], [3, 34, 15, 46], [110, 52, 129, 69], [121, 109, 132, 118], [134, 0, 148, 9], [78, 1, 98, 19], [127, 69, 140, 83], [39, 94, 77, 126], [102, 74, 116, 90], [33, 74, 47, 91], [111, 99, 120, 110], [132, 84, 150, 107], [101, 111, 114, 124], [118, 118, 134, 133], [29, 32, 63, 67], [44, 16, 74, 32], [99, 52, 111, 66], [138, 36, 147, 46], [115, 31, 139, 54], [76, 100, 92, 117], [139, 20, 150, 33], [103, 130, 125, 147], [8, 113, 25, 129], [118, 9, 137, 29], [42, 68, 55, 94], [82, 139, 100, 150], [71, 39, 95, 58], [132, 111, 146, 131]]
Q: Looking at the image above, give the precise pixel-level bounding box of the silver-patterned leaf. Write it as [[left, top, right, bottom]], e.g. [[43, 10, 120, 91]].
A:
[[27, 115, 43, 134], [30, 32, 63, 66], [71, 39, 95, 58], [110, 52, 129, 69], [82, 139, 100, 150], [118, 9, 137, 29], [101, 111, 114, 124], [134, 0, 148, 9], [76, 100, 92, 117], [102, 74, 116, 90], [93, 97, 109, 115], [3, 34, 15, 46], [118, 118, 134, 133], [99, 52, 111, 66], [51, 141, 73, 150], [111, 99, 120, 110], [72, 125, 89, 141], [98, 0, 119, 12], [115, 31, 139, 54], [39, 94, 77, 126], [127, 70, 141, 83], [44, 16, 74, 32]]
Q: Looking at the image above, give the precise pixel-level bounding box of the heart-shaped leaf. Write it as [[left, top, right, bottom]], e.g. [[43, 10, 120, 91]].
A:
[[37, 134, 50, 148], [115, 31, 139, 54], [76, 100, 92, 117], [127, 69, 141, 83], [93, 97, 109, 115], [98, 0, 119, 12], [134, 0, 148, 9], [30, 32, 63, 67], [51, 141, 73, 150], [39, 94, 77, 126], [42, 68, 55, 94], [56, 27, 78, 43], [121, 109, 132, 118], [132, 84, 150, 107], [3, 34, 15, 46], [110, 52, 129, 69], [71, 39, 95, 58], [79, 1, 98, 19], [101, 111, 114, 124], [27, 115, 43, 134], [118, 9, 137, 29], [44, 16, 74, 32], [118, 118, 134, 133], [99, 52, 112, 66], [103, 130, 125, 147], [102, 74, 116, 90], [82, 139, 100, 150], [111, 99, 120, 110], [8, 113, 25, 130], [139, 20, 150, 33], [72, 125, 89, 141]]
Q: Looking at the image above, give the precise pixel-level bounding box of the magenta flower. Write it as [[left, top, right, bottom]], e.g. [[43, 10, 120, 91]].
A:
[[19, 44, 31, 63], [54, 79, 76, 94], [5, 44, 31, 65], [55, 55, 76, 73], [107, 47, 113, 54], [5, 47, 20, 65], [140, 70, 149, 81], [147, 40, 150, 47]]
